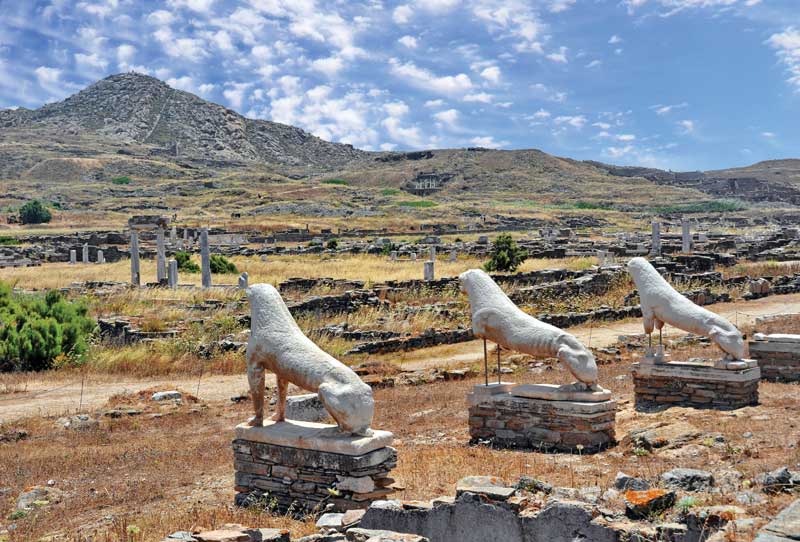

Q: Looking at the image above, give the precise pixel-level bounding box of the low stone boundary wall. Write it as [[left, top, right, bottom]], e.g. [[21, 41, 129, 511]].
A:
[[233, 440, 397, 515], [749, 338, 800, 382], [467, 391, 616, 453], [347, 328, 474, 355], [632, 361, 760, 410]]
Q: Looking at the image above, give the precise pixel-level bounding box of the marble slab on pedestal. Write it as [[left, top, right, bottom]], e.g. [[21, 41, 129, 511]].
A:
[[511, 383, 612, 402], [235, 420, 393, 456]]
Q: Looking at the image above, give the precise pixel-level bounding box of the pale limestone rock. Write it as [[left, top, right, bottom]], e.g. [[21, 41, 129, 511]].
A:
[[627, 257, 746, 360], [512, 383, 611, 402], [245, 283, 376, 436], [459, 269, 598, 386], [234, 420, 392, 455]]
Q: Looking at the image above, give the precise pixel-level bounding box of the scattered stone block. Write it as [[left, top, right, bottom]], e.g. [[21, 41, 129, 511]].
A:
[[624, 489, 676, 519], [152, 390, 182, 402], [755, 498, 800, 541], [614, 472, 650, 491], [56, 414, 99, 431], [661, 468, 714, 492]]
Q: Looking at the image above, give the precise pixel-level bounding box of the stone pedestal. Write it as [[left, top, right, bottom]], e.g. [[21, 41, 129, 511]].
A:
[[632, 359, 760, 410], [467, 383, 616, 453], [749, 334, 800, 382], [233, 421, 397, 514]]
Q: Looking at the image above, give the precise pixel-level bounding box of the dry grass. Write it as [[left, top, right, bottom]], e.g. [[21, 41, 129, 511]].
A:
[[2, 341, 799, 540]]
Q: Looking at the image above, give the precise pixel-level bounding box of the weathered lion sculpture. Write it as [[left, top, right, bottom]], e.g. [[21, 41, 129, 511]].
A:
[[459, 268, 599, 387], [627, 257, 746, 359], [245, 283, 375, 436]]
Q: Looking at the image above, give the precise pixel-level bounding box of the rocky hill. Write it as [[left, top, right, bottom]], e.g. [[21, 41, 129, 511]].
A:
[[0, 73, 366, 168]]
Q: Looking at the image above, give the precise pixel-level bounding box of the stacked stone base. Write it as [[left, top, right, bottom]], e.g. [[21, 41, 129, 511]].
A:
[[467, 387, 617, 453], [632, 360, 760, 410], [233, 439, 397, 514], [749, 338, 800, 382]]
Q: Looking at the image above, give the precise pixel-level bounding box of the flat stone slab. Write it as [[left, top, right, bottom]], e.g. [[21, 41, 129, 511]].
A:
[[632, 361, 761, 383], [754, 333, 800, 344], [755, 498, 800, 541], [235, 420, 393, 456], [713, 359, 758, 370], [511, 383, 612, 402], [471, 382, 515, 395]]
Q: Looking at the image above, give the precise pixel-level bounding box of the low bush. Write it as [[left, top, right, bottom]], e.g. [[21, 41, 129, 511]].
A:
[[0, 285, 95, 372], [381, 188, 400, 196], [111, 176, 131, 185], [210, 254, 238, 274], [326, 239, 339, 250], [174, 251, 200, 273], [19, 200, 52, 224], [321, 178, 349, 186], [0, 236, 20, 246], [484, 234, 528, 273]]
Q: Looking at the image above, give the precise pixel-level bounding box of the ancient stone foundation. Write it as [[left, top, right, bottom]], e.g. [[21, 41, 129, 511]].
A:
[[749, 336, 800, 382], [467, 384, 617, 453], [632, 360, 760, 410], [233, 421, 397, 514]]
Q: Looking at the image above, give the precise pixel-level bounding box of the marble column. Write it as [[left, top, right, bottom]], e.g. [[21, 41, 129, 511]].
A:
[[82, 243, 89, 263], [156, 227, 167, 282], [168, 259, 178, 289], [682, 218, 692, 253], [130, 231, 140, 286], [424, 260, 434, 281], [201, 228, 211, 288], [650, 221, 661, 257]]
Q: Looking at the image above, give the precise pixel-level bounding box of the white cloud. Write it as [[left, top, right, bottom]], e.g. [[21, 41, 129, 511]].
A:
[[384, 101, 410, 117], [480, 66, 501, 83], [223, 82, 252, 109], [470, 136, 508, 149], [547, 46, 568, 64], [34, 66, 61, 87], [463, 92, 493, 103], [623, 0, 760, 17], [617, 134, 636, 141], [586, 60, 602, 68], [398, 35, 418, 49], [424, 99, 445, 108], [554, 115, 587, 129], [167, 0, 215, 13], [609, 35, 623, 44], [116, 44, 136, 68], [767, 27, 800, 91], [651, 102, 688, 115], [605, 145, 635, 158], [393, 4, 413, 24], [549, 0, 576, 12], [593, 122, 611, 129], [167, 76, 197, 93], [433, 108, 460, 130], [761, 131, 776, 138], [153, 27, 209, 62], [531, 109, 551, 120], [677, 119, 695, 134], [198, 83, 216, 96], [389, 59, 473, 96], [472, 0, 547, 54], [147, 9, 175, 25], [311, 56, 345, 77], [75, 52, 108, 71], [530, 83, 566, 102]]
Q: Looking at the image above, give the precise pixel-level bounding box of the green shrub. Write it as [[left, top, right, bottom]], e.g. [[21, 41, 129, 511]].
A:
[[484, 234, 528, 273], [19, 200, 52, 225], [326, 239, 339, 250], [381, 188, 400, 196], [380, 242, 399, 256], [398, 200, 437, 208], [0, 236, 19, 246], [321, 178, 349, 186], [174, 251, 200, 273], [0, 285, 95, 372], [111, 176, 131, 185], [210, 254, 238, 274]]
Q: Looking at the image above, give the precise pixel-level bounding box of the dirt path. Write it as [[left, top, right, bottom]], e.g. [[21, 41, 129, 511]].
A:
[[1, 293, 798, 423]]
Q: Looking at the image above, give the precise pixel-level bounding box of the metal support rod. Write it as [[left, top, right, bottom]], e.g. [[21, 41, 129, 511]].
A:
[[659, 327, 663, 347], [497, 344, 501, 384], [483, 338, 488, 386]]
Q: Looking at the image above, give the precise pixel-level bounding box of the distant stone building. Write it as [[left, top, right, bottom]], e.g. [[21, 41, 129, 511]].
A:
[[404, 171, 455, 195]]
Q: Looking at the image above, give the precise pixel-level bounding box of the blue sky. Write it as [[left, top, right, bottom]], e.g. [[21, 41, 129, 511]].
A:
[[0, 0, 799, 170]]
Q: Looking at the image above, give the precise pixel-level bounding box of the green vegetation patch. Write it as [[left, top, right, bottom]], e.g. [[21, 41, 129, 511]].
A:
[[0, 285, 95, 372], [174, 251, 200, 273], [19, 200, 52, 224], [484, 233, 528, 273], [398, 200, 437, 208], [111, 176, 132, 185], [381, 188, 400, 196], [321, 178, 350, 186], [210, 254, 238, 274], [0, 236, 20, 246], [653, 199, 746, 214]]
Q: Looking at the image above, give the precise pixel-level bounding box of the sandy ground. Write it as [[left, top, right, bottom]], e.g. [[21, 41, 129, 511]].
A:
[[1, 292, 798, 423]]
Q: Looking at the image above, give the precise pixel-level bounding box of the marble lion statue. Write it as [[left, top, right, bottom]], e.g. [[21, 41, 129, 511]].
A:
[[627, 257, 746, 359], [245, 283, 375, 436], [459, 269, 599, 387]]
